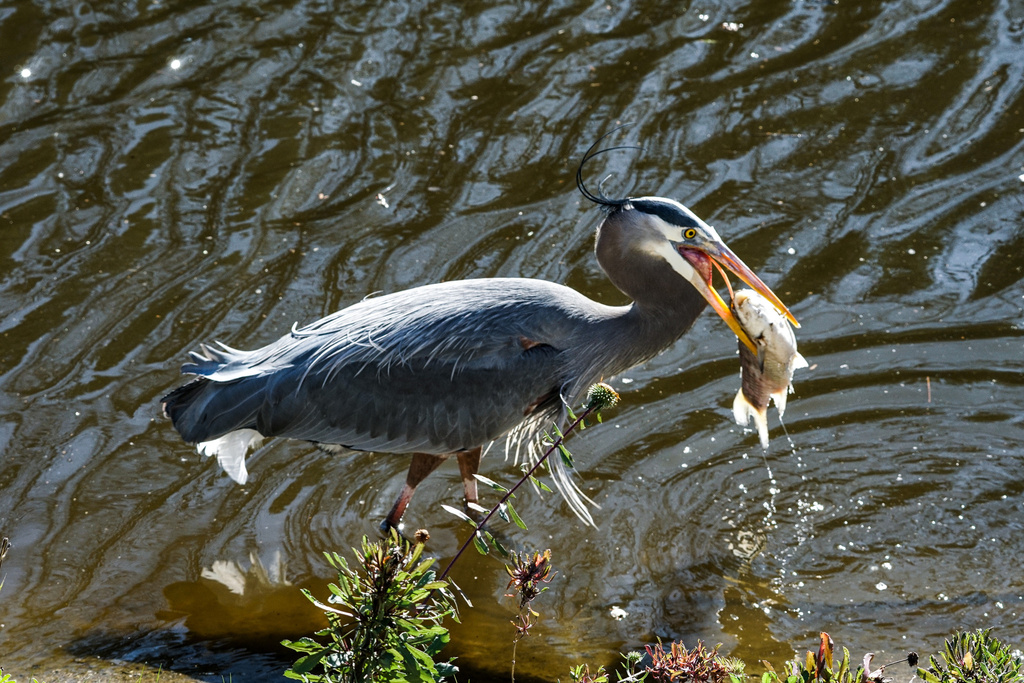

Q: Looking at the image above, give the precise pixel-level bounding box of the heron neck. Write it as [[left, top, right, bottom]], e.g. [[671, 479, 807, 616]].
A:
[[619, 293, 707, 367], [566, 292, 707, 403]]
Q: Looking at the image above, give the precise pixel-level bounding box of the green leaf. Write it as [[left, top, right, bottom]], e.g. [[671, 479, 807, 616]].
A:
[[836, 647, 850, 682], [435, 661, 459, 680], [472, 531, 489, 555], [505, 500, 528, 530], [290, 648, 332, 674], [918, 668, 940, 683], [497, 502, 511, 523], [440, 504, 478, 528], [448, 578, 473, 609], [466, 501, 488, 514], [301, 588, 353, 616], [529, 475, 553, 493], [557, 442, 574, 467], [473, 473, 509, 492], [417, 624, 450, 639], [281, 636, 321, 655], [407, 643, 436, 667], [485, 531, 510, 557]]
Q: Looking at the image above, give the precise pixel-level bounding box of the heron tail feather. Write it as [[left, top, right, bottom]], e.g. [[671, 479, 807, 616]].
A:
[[196, 429, 265, 484], [162, 377, 264, 444]]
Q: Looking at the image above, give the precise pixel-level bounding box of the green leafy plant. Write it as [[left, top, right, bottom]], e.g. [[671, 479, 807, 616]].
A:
[[504, 548, 558, 681], [567, 651, 645, 682], [282, 530, 458, 682], [0, 672, 40, 683], [567, 642, 742, 683], [644, 640, 742, 683], [758, 633, 861, 683], [568, 663, 612, 682], [756, 632, 923, 683], [916, 629, 1022, 683], [505, 549, 556, 641]]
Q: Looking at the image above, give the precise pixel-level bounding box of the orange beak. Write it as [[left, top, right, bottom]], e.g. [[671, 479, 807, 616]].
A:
[[680, 241, 798, 353]]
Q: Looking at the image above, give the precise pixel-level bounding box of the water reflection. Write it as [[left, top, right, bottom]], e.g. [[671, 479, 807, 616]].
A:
[[2, 0, 1023, 680]]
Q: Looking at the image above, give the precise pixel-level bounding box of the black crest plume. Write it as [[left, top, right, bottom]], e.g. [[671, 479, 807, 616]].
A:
[[576, 124, 643, 209]]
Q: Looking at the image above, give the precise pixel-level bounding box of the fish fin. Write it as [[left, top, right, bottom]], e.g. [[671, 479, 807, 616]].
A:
[[196, 428, 265, 484], [785, 352, 809, 397], [733, 389, 770, 449], [771, 387, 788, 418]]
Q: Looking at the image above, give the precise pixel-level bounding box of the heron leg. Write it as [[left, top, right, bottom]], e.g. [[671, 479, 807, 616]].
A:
[[457, 446, 484, 524], [456, 447, 482, 507], [382, 452, 448, 532]]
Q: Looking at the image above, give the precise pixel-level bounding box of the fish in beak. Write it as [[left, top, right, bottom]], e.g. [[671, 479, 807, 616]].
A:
[[730, 288, 809, 448], [678, 239, 798, 353]]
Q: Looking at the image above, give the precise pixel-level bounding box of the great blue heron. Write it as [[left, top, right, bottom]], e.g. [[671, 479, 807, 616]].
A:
[[162, 139, 797, 529]]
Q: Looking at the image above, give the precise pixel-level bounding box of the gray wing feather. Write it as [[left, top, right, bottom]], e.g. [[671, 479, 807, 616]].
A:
[[183, 279, 591, 453]]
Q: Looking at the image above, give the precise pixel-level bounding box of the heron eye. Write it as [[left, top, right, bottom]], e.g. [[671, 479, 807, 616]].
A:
[[683, 228, 697, 240]]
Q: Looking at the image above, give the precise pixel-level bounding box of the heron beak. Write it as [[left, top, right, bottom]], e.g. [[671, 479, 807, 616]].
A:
[[679, 241, 798, 353]]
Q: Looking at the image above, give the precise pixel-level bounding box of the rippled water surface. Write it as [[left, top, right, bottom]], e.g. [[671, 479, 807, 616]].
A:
[[2, 0, 1023, 680]]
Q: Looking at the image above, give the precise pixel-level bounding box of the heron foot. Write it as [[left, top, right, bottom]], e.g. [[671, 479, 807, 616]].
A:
[[378, 517, 403, 536]]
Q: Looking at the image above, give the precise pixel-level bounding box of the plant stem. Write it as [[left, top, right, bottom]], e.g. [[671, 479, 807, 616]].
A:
[[439, 405, 596, 580]]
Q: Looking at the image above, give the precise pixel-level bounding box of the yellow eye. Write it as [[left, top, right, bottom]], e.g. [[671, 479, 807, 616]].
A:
[[684, 228, 697, 240]]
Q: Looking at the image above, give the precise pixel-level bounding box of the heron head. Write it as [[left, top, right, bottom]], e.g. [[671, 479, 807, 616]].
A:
[[576, 132, 797, 351], [624, 197, 798, 351]]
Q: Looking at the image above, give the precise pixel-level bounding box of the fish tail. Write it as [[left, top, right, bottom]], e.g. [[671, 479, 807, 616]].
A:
[[733, 389, 770, 449]]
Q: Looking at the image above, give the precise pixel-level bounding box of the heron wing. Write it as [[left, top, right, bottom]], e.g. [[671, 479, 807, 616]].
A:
[[178, 279, 591, 453]]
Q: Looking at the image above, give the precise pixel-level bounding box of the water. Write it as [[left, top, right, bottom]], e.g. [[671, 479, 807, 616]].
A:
[[2, 0, 1023, 680]]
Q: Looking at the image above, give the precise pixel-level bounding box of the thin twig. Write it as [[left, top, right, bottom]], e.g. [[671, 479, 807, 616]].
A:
[[439, 406, 596, 581]]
